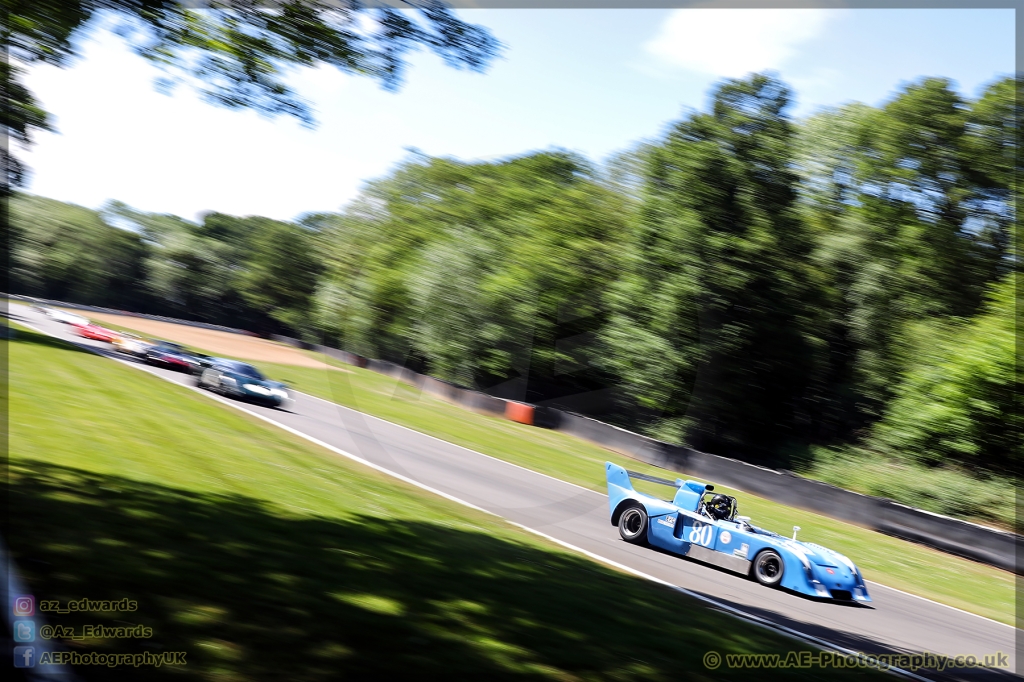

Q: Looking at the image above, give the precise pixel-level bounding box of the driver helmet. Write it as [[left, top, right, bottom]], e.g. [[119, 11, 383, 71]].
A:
[[707, 494, 732, 520]]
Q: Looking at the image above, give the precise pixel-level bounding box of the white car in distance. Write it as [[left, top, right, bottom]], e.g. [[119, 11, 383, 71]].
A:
[[43, 307, 90, 326]]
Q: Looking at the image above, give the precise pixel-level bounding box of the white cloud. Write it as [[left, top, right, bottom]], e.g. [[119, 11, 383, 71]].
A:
[[646, 8, 838, 78]]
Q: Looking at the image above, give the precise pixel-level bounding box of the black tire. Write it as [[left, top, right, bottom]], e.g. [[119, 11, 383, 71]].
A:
[[617, 505, 648, 544], [752, 550, 785, 587]]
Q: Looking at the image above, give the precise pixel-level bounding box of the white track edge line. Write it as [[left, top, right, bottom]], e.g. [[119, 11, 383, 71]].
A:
[[17, 320, 933, 680], [864, 580, 1017, 630]]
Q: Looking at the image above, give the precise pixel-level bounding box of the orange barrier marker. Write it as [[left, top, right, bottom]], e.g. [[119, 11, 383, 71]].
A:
[[505, 401, 534, 425]]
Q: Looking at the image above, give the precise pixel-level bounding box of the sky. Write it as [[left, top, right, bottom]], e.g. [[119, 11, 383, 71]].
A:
[[20, 7, 1016, 222]]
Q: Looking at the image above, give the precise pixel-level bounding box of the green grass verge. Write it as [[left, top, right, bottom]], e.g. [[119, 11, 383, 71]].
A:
[[802, 446, 1016, 529], [50, 315, 1016, 626], [9, 325, 886, 681]]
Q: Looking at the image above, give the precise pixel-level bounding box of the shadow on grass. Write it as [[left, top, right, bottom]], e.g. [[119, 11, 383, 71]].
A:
[[8, 459, 892, 682]]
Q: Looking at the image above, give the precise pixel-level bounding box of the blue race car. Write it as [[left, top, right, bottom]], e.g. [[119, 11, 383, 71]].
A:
[[606, 462, 871, 603]]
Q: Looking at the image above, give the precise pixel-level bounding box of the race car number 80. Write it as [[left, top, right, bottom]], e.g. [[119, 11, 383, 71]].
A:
[[688, 521, 714, 547]]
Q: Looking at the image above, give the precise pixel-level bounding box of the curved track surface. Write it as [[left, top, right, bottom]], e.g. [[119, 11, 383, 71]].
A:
[[11, 303, 1018, 681]]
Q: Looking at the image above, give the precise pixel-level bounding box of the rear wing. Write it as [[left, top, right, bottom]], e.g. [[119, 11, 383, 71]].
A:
[[606, 462, 714, 514], [625, 470, 683, 487], [625, 469, 715, 494]]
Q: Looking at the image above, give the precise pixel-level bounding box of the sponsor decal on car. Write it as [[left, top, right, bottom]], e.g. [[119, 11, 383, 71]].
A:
[[732, 543, 749, 559], [720, 531, 732, 545], [657, 515, 676, 527]]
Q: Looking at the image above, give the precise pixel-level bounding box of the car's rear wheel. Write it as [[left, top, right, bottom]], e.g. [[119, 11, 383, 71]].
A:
[[752, 550, 784, 587], [618, 505, 648, 544]]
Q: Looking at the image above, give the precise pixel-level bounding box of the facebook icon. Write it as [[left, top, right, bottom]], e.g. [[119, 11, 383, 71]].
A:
[[13, 646, 36, 668]]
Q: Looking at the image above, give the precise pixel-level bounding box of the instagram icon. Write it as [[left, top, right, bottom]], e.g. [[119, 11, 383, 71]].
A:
[[13, 596, 35, 617]]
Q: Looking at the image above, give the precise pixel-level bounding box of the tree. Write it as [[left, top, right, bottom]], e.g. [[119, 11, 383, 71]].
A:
[[608, 74, 824, 461], [235, 218, 322, 335], [305, 206, 382, 354], [868, 275, 1020, 475], [9, 193, 148, 308], [313, 150, 630, 397], [113, 205, 240, 320], [3, 0, 501, 191], [796, 77, 1016, 418]]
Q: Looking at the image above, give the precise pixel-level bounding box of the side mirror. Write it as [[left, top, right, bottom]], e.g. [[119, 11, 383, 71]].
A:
[[792, 526, 801, 541]]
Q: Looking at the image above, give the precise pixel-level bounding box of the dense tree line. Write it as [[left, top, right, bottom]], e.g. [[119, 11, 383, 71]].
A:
[[9, 194, 323, 335], [9, 73, 1018, 504]]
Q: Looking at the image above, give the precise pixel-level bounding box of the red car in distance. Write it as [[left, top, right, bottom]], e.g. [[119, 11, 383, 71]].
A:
[[145, 341, 199, 372], [73, 323, 117, 343]]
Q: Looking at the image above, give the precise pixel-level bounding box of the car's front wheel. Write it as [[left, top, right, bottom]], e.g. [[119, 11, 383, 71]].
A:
[[618, 505, 648, 544], [752, 550, 785, 587]]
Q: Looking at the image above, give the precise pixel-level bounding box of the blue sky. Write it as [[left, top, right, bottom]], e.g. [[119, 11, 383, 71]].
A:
[[20, 8, 1015, 221]]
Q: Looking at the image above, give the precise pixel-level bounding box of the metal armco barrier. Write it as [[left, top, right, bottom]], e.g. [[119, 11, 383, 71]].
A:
[[314, 345, 368, 368], [456, 389, 507, 416], [419, 375, 462, 403], [272, 334, 315, 350]]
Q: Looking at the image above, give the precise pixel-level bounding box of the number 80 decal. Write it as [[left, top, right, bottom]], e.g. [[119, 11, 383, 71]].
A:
[[688, 521, 714, 547]]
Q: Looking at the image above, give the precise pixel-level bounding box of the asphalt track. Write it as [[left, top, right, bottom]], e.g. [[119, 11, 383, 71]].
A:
[[11, 303, 1018, 681]]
